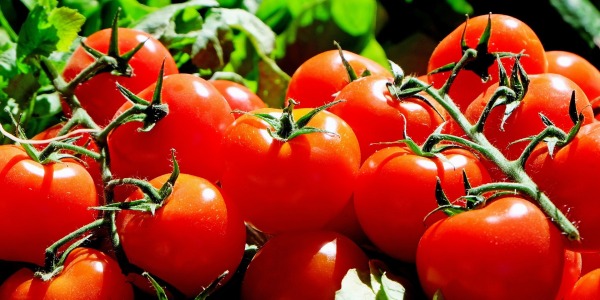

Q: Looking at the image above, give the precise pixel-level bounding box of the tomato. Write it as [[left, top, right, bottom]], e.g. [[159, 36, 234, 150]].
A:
[[465, 73, 595, 163], [416, 196, 566, 300], [116, 173, 246, 298], [354, 146, 491, 263], [0, 145, 99, 266], [285, 49, 392, 109], [108, 73, 234, 200], [210, 79, 267, 115], [0, 247, 133, 299], [526, 122, 600, 252], [566, 268, 600, 300], [32, 123, 103, 201], [557, 250, 582, 300], [240, 230, 369, 300], [220, 107, 361, 234], [62, 27, 179, 126], [329, 74, 448, 162], [546, 50, 600, 101], [428, 14, 548, 112], [580, 251, 600, 276]]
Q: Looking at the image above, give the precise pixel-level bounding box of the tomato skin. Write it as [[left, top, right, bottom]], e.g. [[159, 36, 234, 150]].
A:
[[354, 146, 491, 262], [526, 122, 600, 252], [241, 230, 369, 300], [0, 145, 99, 266], [329, 75, 448, 162], [108, 73, 234, 200], [566, 268, 600, 300], [62, 28, 179, 127], [428, 14, 547, 112], [465, 73, 595, 162], [210, 79, 267, 115], [556, 250, 582, 300], [220, 108, 361, 235], [116, 173, 246, 298], [285, 49, 392, 109], [0, 247, 133, 300], [546, 50, 600, 101], [416, 196, 566, 300]]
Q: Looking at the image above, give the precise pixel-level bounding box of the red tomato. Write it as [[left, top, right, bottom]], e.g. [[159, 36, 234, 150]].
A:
[[465, 73, 595, 162], [62, 28, 179, 126], [354, 146, 491, 262], [416, 196, 566, 300], [220, 107, 361, 234], [285, 49, 392, 109], [241, 230, 369, 300], [210, 79, 267, 115], [116, 173, 246, 298], [0, 145, 99, 265], [580, 251, 600, 276], [428, 14, 548, 112], [557, 250, 582, 300], [567, 268, 600, 300], [0, 248, 133, 299], [329, 75, 448, 162], [32, 123, 103, 201], [546, 50, 600, 101], [108, 73, 234, 200], [526, 122, 600, 252]]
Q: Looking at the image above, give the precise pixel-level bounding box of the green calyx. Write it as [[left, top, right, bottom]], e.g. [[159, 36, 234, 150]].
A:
[[247, 99, 341, 142]]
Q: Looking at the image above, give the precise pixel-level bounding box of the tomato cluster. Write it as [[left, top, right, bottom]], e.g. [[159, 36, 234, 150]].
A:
[[2, 11, 600, 300]]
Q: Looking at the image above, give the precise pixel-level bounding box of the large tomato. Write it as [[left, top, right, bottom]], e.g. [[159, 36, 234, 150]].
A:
[[329, 74, 448, 162], [108, 73, 234, 200], [546, 50, 600, 101], [557, 250, 582, 300], [354, 145, 491, 262], [428, 14, 547, 112], [116, 173, 246, 298], [220, 107, 361, 234], [416, 196, 566, 300], [62, 28, 179, 126], [285, 49, 392, 109], [526, 122, 600, 252], [0, 145, 99, 266], [465, 73, 595, 163], [0, 248, 134, 299], [240, 230, 369, 300]]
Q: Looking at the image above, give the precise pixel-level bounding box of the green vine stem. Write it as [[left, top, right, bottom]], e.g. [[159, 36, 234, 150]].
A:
[[408, 74, 581, 241]]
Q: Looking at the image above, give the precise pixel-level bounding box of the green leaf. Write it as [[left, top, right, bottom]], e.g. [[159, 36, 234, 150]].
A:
[[217, 8, 276, 56], [118, 0, 158, 22], [331, 0, 376, 37], [16, 5, 58, 60], [379, 272, 406, 300], [48, 7, 85, 52], [550, 0, 600, 48], [335, 268, 376, 300], [132, 0, 219, 37]]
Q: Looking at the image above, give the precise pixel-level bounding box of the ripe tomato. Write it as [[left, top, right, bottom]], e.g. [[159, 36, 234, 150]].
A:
[[566, 268, 600, 300], [557, 250, 582, 300], [116, 173, 246, 298], [108, 73, 234, 200], [526, 122, 600, 252], [580, 251, 600, 276], [416, 196, 566, 300], [62, 28, 179, 126], [210, 79, 267, 115], [354, 146, 491, 262], [285, 49, 392, 109], [32, 123, 103, 201], [241, 230, 369, 300], [428, 14, 547, 112], [0, 145, 99, 266], [546, 50, 600, 101], [465, 73, 595, 162], [220, 107, 361, 234], [329, 74, 448, 162], [0, 247, 134, 299]]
